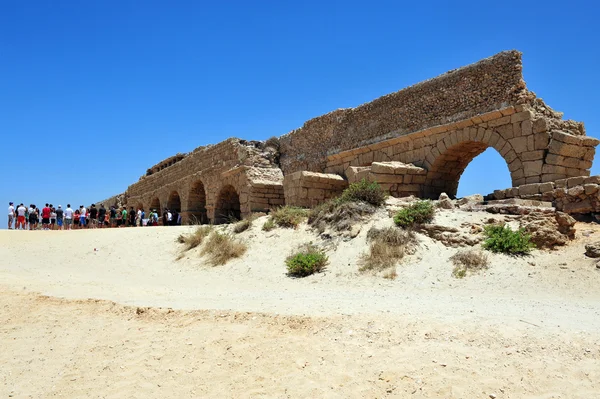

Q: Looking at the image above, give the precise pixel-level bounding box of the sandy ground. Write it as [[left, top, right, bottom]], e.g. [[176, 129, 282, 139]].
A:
[[1, 207, 600, 398]]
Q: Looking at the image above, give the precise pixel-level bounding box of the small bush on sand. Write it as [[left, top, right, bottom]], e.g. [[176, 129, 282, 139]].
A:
[[201, 231, 247, 266], [269, 206, 309, 229], [338, 179, 387, 206], [286, 244, 328, 277], [393, 200, 435, 228], [359, 227, 417, 272], [450, 249, 489, 278], [262, 218, 275, 231], [309, 200, 376, 232], [233, 218, 252, 234], [482, 224, 534, 255], [177, 226, 213, 250]]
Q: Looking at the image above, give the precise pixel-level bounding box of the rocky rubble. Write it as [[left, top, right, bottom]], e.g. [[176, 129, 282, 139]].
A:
[[519, 212, 576, 249]]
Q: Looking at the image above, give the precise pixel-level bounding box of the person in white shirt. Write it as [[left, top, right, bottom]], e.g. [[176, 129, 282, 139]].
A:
[[79, 206, 87, 228], [64, 204, 74, 230], [7, 202, 15, 229], [136, 208, 142, 227], [16, 203, 26, 230]]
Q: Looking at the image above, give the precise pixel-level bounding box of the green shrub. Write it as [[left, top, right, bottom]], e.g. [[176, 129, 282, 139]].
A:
[[393, 200, 435, 228], [262, 218, 275, 231], [286, 244, 328, 277], [338, 179, 387, 207], [269, 206, 309, 229], [482, 224, 534, 255]]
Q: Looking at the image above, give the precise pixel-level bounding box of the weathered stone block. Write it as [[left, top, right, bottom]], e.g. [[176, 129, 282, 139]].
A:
[[523, 160, 543, 177], [584, 175, 600, 185], [584, 184, 599, 195], [520, 150, 544, 162], [532, 118, 548, 134], [566, 176, 585, 188], [510, 110, 533, 123], [539, 182, 555, 193], [488, 115, 512, 128], [518, 183, 541, 196]]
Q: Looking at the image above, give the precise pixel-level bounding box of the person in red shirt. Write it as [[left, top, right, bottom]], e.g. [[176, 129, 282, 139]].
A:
[[41, 203, 51, 230]]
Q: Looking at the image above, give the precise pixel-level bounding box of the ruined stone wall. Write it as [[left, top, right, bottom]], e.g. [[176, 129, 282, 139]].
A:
[[491, 175, 600, 215], [123, 138, 283, 223], [279, 50, 531, 175]]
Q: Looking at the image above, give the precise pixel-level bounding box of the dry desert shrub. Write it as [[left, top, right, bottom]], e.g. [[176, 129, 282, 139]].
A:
[[233, 215, 256, 234], [177, 226, 213, 250], [308, 200, 376, 233], [268, 206, 309, 229], [201, 231, 247, 266], [262, 218, 276, 231], [450, 249, 489, 278], [359, 227, 417, 273]]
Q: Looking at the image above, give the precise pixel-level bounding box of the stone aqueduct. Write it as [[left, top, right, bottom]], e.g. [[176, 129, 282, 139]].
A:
[[99, 51, 599, 223]]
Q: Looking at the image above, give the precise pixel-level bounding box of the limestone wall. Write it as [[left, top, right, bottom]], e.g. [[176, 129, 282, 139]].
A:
[[324, 105, 597, 198], [123, 138, 283, 223], [491, 175, 600, 215], [279, 50, 531, 175]]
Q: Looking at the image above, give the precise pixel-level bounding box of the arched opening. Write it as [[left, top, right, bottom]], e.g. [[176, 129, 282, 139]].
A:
[[167, 191, 181, 212], [458, 148, 512, 197], [215, 185, 241, 224], [187, 180, 208, 224], [149, 198, 161, 213], [424, 141, 513, 199]]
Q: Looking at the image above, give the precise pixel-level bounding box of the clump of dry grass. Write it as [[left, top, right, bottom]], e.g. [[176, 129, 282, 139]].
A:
[[262, 218, 275, 231], [176, 226, 213, 251], [309, 200, 376, 233], [201, 231, 247, 266], [359, 227, 417, 273], [450, 249, 489, 278], [268, 206, 309, 229], [233, 217, 253, 234]]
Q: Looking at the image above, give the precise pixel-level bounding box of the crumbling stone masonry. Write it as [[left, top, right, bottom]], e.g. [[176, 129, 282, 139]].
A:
[[98, 50, 598, 221]]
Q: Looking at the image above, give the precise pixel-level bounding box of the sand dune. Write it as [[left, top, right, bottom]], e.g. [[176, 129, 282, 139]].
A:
[[1, 209, 600, 397]]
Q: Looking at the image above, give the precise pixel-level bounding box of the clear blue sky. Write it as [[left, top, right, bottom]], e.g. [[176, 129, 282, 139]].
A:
[[1, 1, 598, 221]]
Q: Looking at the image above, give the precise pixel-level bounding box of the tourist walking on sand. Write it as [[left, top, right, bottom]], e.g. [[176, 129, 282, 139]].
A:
[[136, 207, 142, 227], [50, 206, 57, 230], [109, 206, 116, 227], [56, 205, 64, 230], [28, 205, 36, 230], [16, 203, 26, 230], [64, 204, 73, 230], [41, 203, 51, 230], [129, 206, 135, 227], [79, 205, 87, 228], [8, 202, 14, 229], [89, 204, 98, 228], [98, 204, 106, 228], [121, 207, 127, 227]]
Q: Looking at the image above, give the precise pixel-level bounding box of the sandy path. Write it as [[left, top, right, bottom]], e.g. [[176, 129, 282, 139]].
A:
[[2, 290, 599, 398]]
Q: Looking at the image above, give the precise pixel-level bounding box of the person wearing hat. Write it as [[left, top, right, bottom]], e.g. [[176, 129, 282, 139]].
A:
[[7, 202, 15, 229], [56, 205, 64, 230]]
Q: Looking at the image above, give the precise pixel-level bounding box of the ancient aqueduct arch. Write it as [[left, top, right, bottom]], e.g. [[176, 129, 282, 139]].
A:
[[98, 50, 599, 221]]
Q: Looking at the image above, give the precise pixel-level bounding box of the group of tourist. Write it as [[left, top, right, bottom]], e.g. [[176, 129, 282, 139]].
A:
[[6, 202, 182, 230]]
